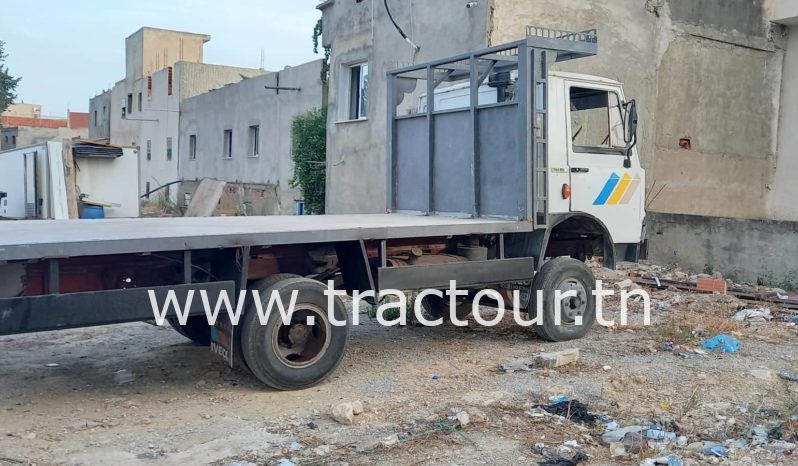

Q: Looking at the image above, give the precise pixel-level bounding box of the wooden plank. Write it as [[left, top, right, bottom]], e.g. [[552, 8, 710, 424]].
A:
[[46, 141, 69, 220], [62, 140, 79, 219]]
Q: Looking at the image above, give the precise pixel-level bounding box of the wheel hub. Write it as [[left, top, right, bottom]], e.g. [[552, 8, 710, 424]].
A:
[[556, 278, 587, 324], [272, 304, 331, 368]]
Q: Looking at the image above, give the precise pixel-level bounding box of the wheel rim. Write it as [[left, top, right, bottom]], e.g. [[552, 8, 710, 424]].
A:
[[271, 303, 331, 368], [556, 278, 588, 325]]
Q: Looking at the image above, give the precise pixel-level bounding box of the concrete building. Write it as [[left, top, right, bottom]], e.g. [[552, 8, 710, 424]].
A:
[[3, 103, 42, 118], [178, 60, 325, 215], [1, 104, 89, 150], [318, 0, 798, 285], [88, 90, 112, 140], [89, 27, 265, 201]]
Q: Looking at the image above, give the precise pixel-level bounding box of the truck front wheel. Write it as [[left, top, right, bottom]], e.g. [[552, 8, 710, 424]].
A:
[[530, 257, 596, 342], [241, 277, 350, 390]]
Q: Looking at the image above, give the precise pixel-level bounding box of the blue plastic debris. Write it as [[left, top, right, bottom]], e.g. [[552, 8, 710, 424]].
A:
[[704, 445, 728, 457], [645, 428, 677, 442], [550, 395, 570, 404], [663, 342, 675, 351], [599, 417, 619, 431], [432, 375, 440, 380], [701, 334, 740, 353], [666, 457, 684, 466]]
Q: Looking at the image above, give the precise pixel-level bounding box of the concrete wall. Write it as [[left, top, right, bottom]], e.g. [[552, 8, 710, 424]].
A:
[[646, 212, 798, 288], [771, 25, 798, 220], [2, 103, 41, 118], [1, 127, 18, 151], [178, 60, 324, 215], [2, 126, 87, 150], [125, 27, 209, 82], [75, 148, 140, 218], [321, 0, 792, 223], [106, 62, 263, 200], [772, 0, 798, 24], [88, 90, 111, 140], [320, 0, 492, 214], [490, 0, 782, 221]]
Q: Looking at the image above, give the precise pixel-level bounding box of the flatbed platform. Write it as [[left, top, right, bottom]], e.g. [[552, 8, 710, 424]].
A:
[[0, 214, 534, 262]]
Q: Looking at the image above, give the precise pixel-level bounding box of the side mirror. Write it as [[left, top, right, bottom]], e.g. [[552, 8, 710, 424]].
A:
[[622, 100, 638, 168], [623, 99, 638, 144]]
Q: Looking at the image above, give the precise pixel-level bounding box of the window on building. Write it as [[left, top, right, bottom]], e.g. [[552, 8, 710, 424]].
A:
[[102, 105, 107, 119], [145, 182, 151, 199], [248, 125, 260, 157], [166, 137, 173, 161], [146, 140, 152, 161], [223, 130, 233, 158], [11, 135, 15, 145], [167, 67, 174, 96], [569, 87, 626, 154], [189, 134, 197, 160], [127, 93, 133, 114], [94, 110, 98, 126], [347, 62, 369, 120], [138, 92, 143, 111], [147, 76, 153, 97]]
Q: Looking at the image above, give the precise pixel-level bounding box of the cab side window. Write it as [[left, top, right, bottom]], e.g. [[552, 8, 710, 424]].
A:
[[569, 87, 625, 153]]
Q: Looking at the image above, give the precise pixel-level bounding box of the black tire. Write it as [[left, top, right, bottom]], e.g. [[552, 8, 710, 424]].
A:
[[168, 274, 303, 348], [241, 277, 350, 390], [168, 316, 212, 346], [250, 273, 303, 293], [530, 257, 596, 342]]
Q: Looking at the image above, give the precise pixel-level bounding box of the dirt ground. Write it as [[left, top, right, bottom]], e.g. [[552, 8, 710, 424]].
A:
[[0, 266, 796, 466]]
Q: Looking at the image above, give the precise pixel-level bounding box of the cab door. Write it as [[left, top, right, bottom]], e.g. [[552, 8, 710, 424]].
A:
[[565, 81, 644, 244]]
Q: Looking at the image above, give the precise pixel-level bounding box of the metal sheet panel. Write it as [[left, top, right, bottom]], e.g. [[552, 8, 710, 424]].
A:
[[432, 111, 473, 216], [478, 105, 525, 219], [394, 116, 429, 212], [378, 257, 535, 291]]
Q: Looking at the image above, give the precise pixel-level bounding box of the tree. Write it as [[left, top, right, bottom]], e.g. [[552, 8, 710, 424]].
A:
[[290, 107, 327, 214], [0, 40, 21, 117], [312, 18, 330, 85]]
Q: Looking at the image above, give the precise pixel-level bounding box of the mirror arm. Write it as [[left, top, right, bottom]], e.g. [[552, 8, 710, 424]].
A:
[[624, 134, 637, 168]]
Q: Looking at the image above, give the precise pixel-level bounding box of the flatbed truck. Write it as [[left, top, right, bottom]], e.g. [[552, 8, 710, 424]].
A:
[[0, 27, 645, 390]]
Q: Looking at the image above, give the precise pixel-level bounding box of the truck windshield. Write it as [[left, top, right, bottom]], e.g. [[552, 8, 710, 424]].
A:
[[569, 87, 625, 153]]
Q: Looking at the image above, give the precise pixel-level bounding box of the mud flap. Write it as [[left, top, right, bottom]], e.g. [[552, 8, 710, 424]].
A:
[[210, 314, 236, 368]]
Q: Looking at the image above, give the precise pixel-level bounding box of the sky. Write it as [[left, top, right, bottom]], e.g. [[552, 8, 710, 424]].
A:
[[0, 0, 322, 115]]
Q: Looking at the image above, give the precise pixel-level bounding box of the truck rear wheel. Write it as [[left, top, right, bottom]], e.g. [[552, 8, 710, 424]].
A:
[[530, 257, 596, 342], [241, 277, 350, 390]]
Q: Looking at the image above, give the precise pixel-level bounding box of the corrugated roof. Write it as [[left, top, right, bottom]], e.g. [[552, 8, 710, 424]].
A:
[[72, 139, 123, 158]]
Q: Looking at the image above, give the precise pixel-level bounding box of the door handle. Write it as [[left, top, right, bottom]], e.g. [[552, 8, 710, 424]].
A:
[[570, 167, 589, 173]]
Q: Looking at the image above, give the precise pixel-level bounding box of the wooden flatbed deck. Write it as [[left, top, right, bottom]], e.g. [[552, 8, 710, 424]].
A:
[[0, 214, 534, 261]]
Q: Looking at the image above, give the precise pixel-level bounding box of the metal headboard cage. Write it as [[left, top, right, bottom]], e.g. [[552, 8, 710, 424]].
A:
[[526, 26, 598, 44]]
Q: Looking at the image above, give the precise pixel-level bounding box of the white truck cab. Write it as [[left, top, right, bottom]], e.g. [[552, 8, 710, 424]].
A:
[[546, 72, 646, 245]]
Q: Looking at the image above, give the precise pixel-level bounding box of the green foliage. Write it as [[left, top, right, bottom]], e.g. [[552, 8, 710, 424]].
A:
[[290, 107, 327, 214], [0, 40, 22, 117], [312, 18, 331, 85]]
